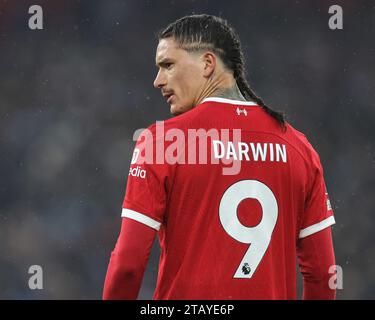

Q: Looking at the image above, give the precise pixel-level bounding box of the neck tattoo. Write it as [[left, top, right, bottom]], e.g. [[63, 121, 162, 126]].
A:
[[211, 84, 248, 101]]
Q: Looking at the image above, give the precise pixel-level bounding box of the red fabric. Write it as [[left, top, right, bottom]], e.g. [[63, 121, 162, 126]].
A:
[[297, 227, 336, 300], [111, 98, 335, 299], [102, 218, 156, 300]]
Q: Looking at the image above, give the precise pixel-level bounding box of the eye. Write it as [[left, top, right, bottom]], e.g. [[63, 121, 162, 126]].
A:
[[165, 62, 173, 70]]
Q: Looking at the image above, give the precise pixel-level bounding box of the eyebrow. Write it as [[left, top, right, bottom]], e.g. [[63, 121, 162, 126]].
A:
[[155, 58, 173, 67]]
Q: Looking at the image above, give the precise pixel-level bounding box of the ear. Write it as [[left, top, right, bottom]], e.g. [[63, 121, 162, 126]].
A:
[[201, 52, 216, 78]]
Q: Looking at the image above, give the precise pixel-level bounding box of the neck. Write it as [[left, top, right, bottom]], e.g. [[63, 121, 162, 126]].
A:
[[195, 71, 247, 105], [210, 84, 246, 101]]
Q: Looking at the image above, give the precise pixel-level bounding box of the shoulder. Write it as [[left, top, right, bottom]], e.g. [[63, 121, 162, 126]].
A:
[[285, 123, 322, 167], [135, 108, 201, 149], [144, 105, 205, 134]]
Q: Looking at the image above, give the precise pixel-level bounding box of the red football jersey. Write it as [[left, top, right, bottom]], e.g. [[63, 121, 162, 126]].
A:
[[122, 97, 335, 299]]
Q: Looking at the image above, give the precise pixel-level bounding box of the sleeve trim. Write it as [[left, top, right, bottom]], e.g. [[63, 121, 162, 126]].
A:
[[121, 208, 161, 231], [299, 215, 335, 239]]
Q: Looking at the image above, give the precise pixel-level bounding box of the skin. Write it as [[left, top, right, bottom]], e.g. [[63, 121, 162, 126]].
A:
[[153, 38, 246, 115]]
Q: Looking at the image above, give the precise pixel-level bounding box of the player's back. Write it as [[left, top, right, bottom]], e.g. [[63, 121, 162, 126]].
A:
[[151, 97, 332, 299]]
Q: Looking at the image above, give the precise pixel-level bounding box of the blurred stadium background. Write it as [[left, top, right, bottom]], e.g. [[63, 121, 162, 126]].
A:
[[0, 0, 374, 299]]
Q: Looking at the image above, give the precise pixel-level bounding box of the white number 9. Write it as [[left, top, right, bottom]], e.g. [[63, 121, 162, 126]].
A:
[[219, 180, 278, 278]]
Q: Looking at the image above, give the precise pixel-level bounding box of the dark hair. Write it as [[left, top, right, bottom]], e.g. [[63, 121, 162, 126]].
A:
[[157, 14, 286, 129]]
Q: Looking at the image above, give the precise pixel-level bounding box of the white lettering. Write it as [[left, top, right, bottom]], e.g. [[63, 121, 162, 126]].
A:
[[226, 142, 237, 160], [28, 5, 43, 30], [328, 5, 343, 30], [129, 166, 146, 179], [188, 128, 220, 164], [140, 304, 174, 317], [329, 265, 343, 290], [28, 265, 43, 290], [212, 141, 287, 164], [165, 128, 185, 164], [212, 140, 225, 159], [131, 148, 140, 164], [269, 143, 274, 161], [250, 143, 267, 161], [276, 144, 287, 163], [238, 142, 250, 161]]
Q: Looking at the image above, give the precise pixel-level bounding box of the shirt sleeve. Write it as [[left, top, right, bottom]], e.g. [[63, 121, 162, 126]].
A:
[[102, 217, 156, 300], [297, 227, 336, 299], [299, 148, 335, 239], [121, 124, 170, 231]]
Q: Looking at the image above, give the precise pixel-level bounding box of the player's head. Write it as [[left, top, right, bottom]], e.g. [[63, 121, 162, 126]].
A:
[[154, 14, 242, 115], [154, 14, 285, 126]]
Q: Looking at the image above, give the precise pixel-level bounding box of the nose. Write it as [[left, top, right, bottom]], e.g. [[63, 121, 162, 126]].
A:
[[153, 69, 166, 89]]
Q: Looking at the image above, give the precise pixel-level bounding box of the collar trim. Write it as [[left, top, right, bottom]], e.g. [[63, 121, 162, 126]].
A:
[[201, 97, 258, 106]]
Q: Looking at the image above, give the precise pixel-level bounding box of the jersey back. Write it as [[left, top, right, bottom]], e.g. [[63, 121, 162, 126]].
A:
[[122, 97, 335, 299]]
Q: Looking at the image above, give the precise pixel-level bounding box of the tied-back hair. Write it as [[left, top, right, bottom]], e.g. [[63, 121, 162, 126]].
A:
[[157, 14, 286, 129]]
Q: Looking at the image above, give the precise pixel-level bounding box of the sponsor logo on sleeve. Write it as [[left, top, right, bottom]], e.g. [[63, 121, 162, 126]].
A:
[[131, 148, 140, 164], [129, 166, 146, 179]]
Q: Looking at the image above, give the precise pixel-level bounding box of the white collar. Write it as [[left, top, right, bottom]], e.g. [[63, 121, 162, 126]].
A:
[[201, 97, 258, 106]]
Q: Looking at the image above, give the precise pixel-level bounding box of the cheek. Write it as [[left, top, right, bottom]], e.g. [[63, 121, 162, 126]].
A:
[[175, 69, 200, 97]]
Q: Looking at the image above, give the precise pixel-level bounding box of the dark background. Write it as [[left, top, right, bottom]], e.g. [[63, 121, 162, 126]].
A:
[[0, 0, 374, 299]]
